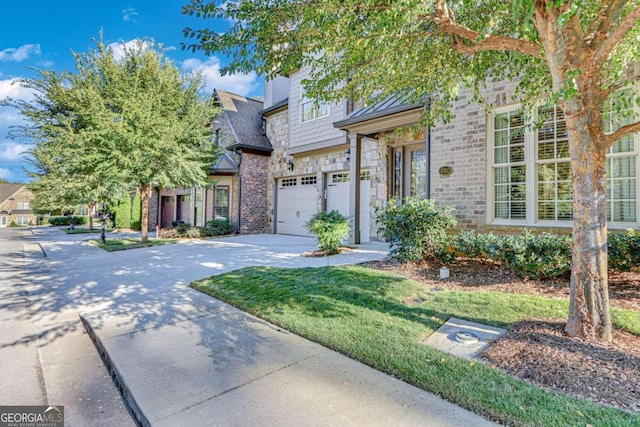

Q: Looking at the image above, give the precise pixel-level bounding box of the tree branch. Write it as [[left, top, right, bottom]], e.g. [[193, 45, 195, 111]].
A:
[[593, 4, 640, 67], [434, 0, 542, 58], [604, 119, 640, 148]]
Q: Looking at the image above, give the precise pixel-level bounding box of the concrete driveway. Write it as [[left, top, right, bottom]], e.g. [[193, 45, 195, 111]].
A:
[[1, 227, 495, 426]]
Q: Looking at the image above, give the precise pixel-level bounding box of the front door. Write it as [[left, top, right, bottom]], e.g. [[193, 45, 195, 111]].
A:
[[391, 143, 428, 199], [0, 215, 7, 228]]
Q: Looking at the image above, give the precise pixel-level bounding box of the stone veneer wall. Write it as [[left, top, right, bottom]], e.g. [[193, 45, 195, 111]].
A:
[[239, 153, 269, 233], [265, 107, 387, 239]]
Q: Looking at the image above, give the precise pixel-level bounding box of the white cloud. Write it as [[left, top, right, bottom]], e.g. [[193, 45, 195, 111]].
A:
[[181, 57, 258, 96], [107, 40, 152, 61], [0, 168, 11, 180], [0, 78, 35, 102], [0, 141, 28, 161], [122, 7, 139, 22], [0, 44, 41, 62]]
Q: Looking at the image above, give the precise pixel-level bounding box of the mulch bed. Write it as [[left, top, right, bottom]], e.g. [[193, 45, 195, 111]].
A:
[[364, 257, 640, 413]]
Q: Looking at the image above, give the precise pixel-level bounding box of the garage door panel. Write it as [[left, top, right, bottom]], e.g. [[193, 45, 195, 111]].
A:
[[326, 171, 371, 242], [277, 176, 317, 236]]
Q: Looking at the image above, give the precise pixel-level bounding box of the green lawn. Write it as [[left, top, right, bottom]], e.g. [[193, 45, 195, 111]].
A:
[[61, 227, 113, 234], [192, 265, 640, 427], [90, 237, 175, 251]]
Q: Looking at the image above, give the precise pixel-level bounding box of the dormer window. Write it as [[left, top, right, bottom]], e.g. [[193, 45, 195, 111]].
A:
[[300, 99, 330, 123]]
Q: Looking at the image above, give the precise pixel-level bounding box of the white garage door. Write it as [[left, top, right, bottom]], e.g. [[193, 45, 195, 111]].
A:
[[326, 171, 371, 242], [277, 176, 318, 236]]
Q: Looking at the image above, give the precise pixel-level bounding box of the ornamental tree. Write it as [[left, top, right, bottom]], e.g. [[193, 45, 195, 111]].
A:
[[183, 0, 640, 342], [6, 39, 219, 241]]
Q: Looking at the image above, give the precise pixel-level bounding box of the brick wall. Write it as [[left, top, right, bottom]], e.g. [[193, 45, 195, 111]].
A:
[[239, 153, 269, 233]]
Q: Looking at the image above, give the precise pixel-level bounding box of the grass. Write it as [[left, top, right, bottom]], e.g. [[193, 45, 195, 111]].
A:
[[191, 265, 640, 427], [89, 237, 175, 251], [61, 227, 113, 234]]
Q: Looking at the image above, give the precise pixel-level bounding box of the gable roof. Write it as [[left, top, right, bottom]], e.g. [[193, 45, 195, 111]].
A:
[[0, 183, 24, 204], [213, 89, 272, 154], [209, 152, 239, 174]]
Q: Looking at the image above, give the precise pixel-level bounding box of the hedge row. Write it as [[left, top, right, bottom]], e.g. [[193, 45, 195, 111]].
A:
[[48, 216, 88, 226]]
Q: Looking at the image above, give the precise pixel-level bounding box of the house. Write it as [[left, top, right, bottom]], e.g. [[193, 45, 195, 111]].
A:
[[262, 67, 640, 242], [0, 184, 36, 227], [149, 89, 272, 232]]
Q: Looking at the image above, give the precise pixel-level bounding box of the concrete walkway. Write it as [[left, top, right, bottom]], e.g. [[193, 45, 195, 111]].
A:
[[6, 227, 496, 426]]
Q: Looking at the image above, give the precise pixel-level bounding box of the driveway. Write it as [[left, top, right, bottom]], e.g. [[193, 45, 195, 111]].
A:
[[1, 227, 495, 426]]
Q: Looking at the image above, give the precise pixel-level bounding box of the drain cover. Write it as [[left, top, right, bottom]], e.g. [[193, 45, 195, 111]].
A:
[[453, 331, 479, 345]]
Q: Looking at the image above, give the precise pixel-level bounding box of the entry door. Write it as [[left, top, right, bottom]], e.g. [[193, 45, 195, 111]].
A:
[[0, 215, 7, 228], [392, 144, 427, 199]]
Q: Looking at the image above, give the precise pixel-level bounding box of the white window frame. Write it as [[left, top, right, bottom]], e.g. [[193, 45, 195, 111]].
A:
[[487, 103, 640, 228], [17, 201, 29, 209], [300, 99, 331, 123]]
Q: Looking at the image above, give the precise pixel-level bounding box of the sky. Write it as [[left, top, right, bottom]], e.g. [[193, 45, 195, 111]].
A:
[[0, 1, 262, 183]]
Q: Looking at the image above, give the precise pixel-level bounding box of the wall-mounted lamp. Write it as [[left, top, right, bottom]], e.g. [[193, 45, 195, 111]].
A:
[[287, 160, 294, 171], [345, 148, 350, 162]]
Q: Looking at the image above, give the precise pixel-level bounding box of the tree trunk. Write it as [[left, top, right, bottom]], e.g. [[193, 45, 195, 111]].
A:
[[140, 185, 151, 243], [88, 202, 95, 230], [565, 114, 613, 342]]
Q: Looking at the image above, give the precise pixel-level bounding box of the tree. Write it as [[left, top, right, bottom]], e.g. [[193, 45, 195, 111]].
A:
[[5, 39, 219, 241], [183, 1, 640, 342]]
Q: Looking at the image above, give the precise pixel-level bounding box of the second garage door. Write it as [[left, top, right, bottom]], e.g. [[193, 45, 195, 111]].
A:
[[276, 176, 318, 236], [326, 171, 371, 242]]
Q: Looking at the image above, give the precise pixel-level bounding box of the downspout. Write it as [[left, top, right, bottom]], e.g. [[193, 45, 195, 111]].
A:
[[235, 149, 243, 234], [425, 101, 431, 199]]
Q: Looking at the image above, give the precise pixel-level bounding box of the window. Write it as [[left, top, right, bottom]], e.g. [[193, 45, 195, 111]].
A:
[[301, 176, 317, 185], [490, 104, 638, 225], [17, 216, 30, 225], [280, 178, 297, 187], [331, 173, 349, 183], [301, 99, 330, 123], [214, 187, 230, 221], [17, 201, 29, 209]]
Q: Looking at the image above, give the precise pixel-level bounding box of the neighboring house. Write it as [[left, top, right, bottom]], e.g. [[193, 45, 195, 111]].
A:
[[0, 184, 36, 227], [263, 67, 640, 242], [149, 89, 272, 232]]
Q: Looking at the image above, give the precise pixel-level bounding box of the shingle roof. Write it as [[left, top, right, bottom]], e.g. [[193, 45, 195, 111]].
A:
[[213, 89, 272, 153], [209, 152, 238, 173], [333, 95, 423, 129], [0, 183, 24, 204]]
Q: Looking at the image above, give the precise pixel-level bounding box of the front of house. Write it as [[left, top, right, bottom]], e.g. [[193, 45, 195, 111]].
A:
[[262, 67, 639, 241], [0, 184, 36, 228]]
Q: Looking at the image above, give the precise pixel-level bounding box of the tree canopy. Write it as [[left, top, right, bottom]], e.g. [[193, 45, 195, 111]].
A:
[[5, 38, 219, 240], [183, 0, 640, 341]]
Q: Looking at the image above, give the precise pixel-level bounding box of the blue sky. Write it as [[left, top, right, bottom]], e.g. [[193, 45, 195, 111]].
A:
[[0, 1, 262, 183]]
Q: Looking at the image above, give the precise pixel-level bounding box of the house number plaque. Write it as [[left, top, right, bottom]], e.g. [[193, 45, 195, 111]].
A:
[[439, 166, 453, 176]]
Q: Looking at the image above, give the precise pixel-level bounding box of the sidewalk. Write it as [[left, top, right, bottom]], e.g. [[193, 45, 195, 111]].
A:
[[22, 228, 496, 426]]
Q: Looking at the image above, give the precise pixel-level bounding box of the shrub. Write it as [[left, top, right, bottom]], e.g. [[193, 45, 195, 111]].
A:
[[609, 229, 640, 272], [204, 219, 235, 236], [115, 194, 132, 229], [131, 192, 142, 231], [305, 210, 350, 255], [376, 198, 457, 262], [48, 216, 88, 226]]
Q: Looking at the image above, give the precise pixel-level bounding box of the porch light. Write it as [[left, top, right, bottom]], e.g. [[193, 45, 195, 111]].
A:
[[287, 160, 294, 171]]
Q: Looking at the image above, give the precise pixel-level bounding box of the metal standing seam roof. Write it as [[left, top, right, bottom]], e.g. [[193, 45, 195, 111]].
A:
[[333, 95, 424, 129], [213, 89, 273, 153]]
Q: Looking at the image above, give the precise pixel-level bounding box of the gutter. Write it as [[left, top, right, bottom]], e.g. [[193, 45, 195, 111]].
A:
[[234, 149, 243, 234]]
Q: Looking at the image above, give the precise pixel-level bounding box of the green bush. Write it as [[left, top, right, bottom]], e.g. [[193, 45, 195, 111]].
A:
[[48, 216, 88, 226], [453, 230, 572, 279], [204, 219, 235, 236], [305, 210, 350, 255], [376, 198, 457, 262], [609, 229, 640, 272], [115, 194, 132, 229], [130, 192, 142, 231]]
